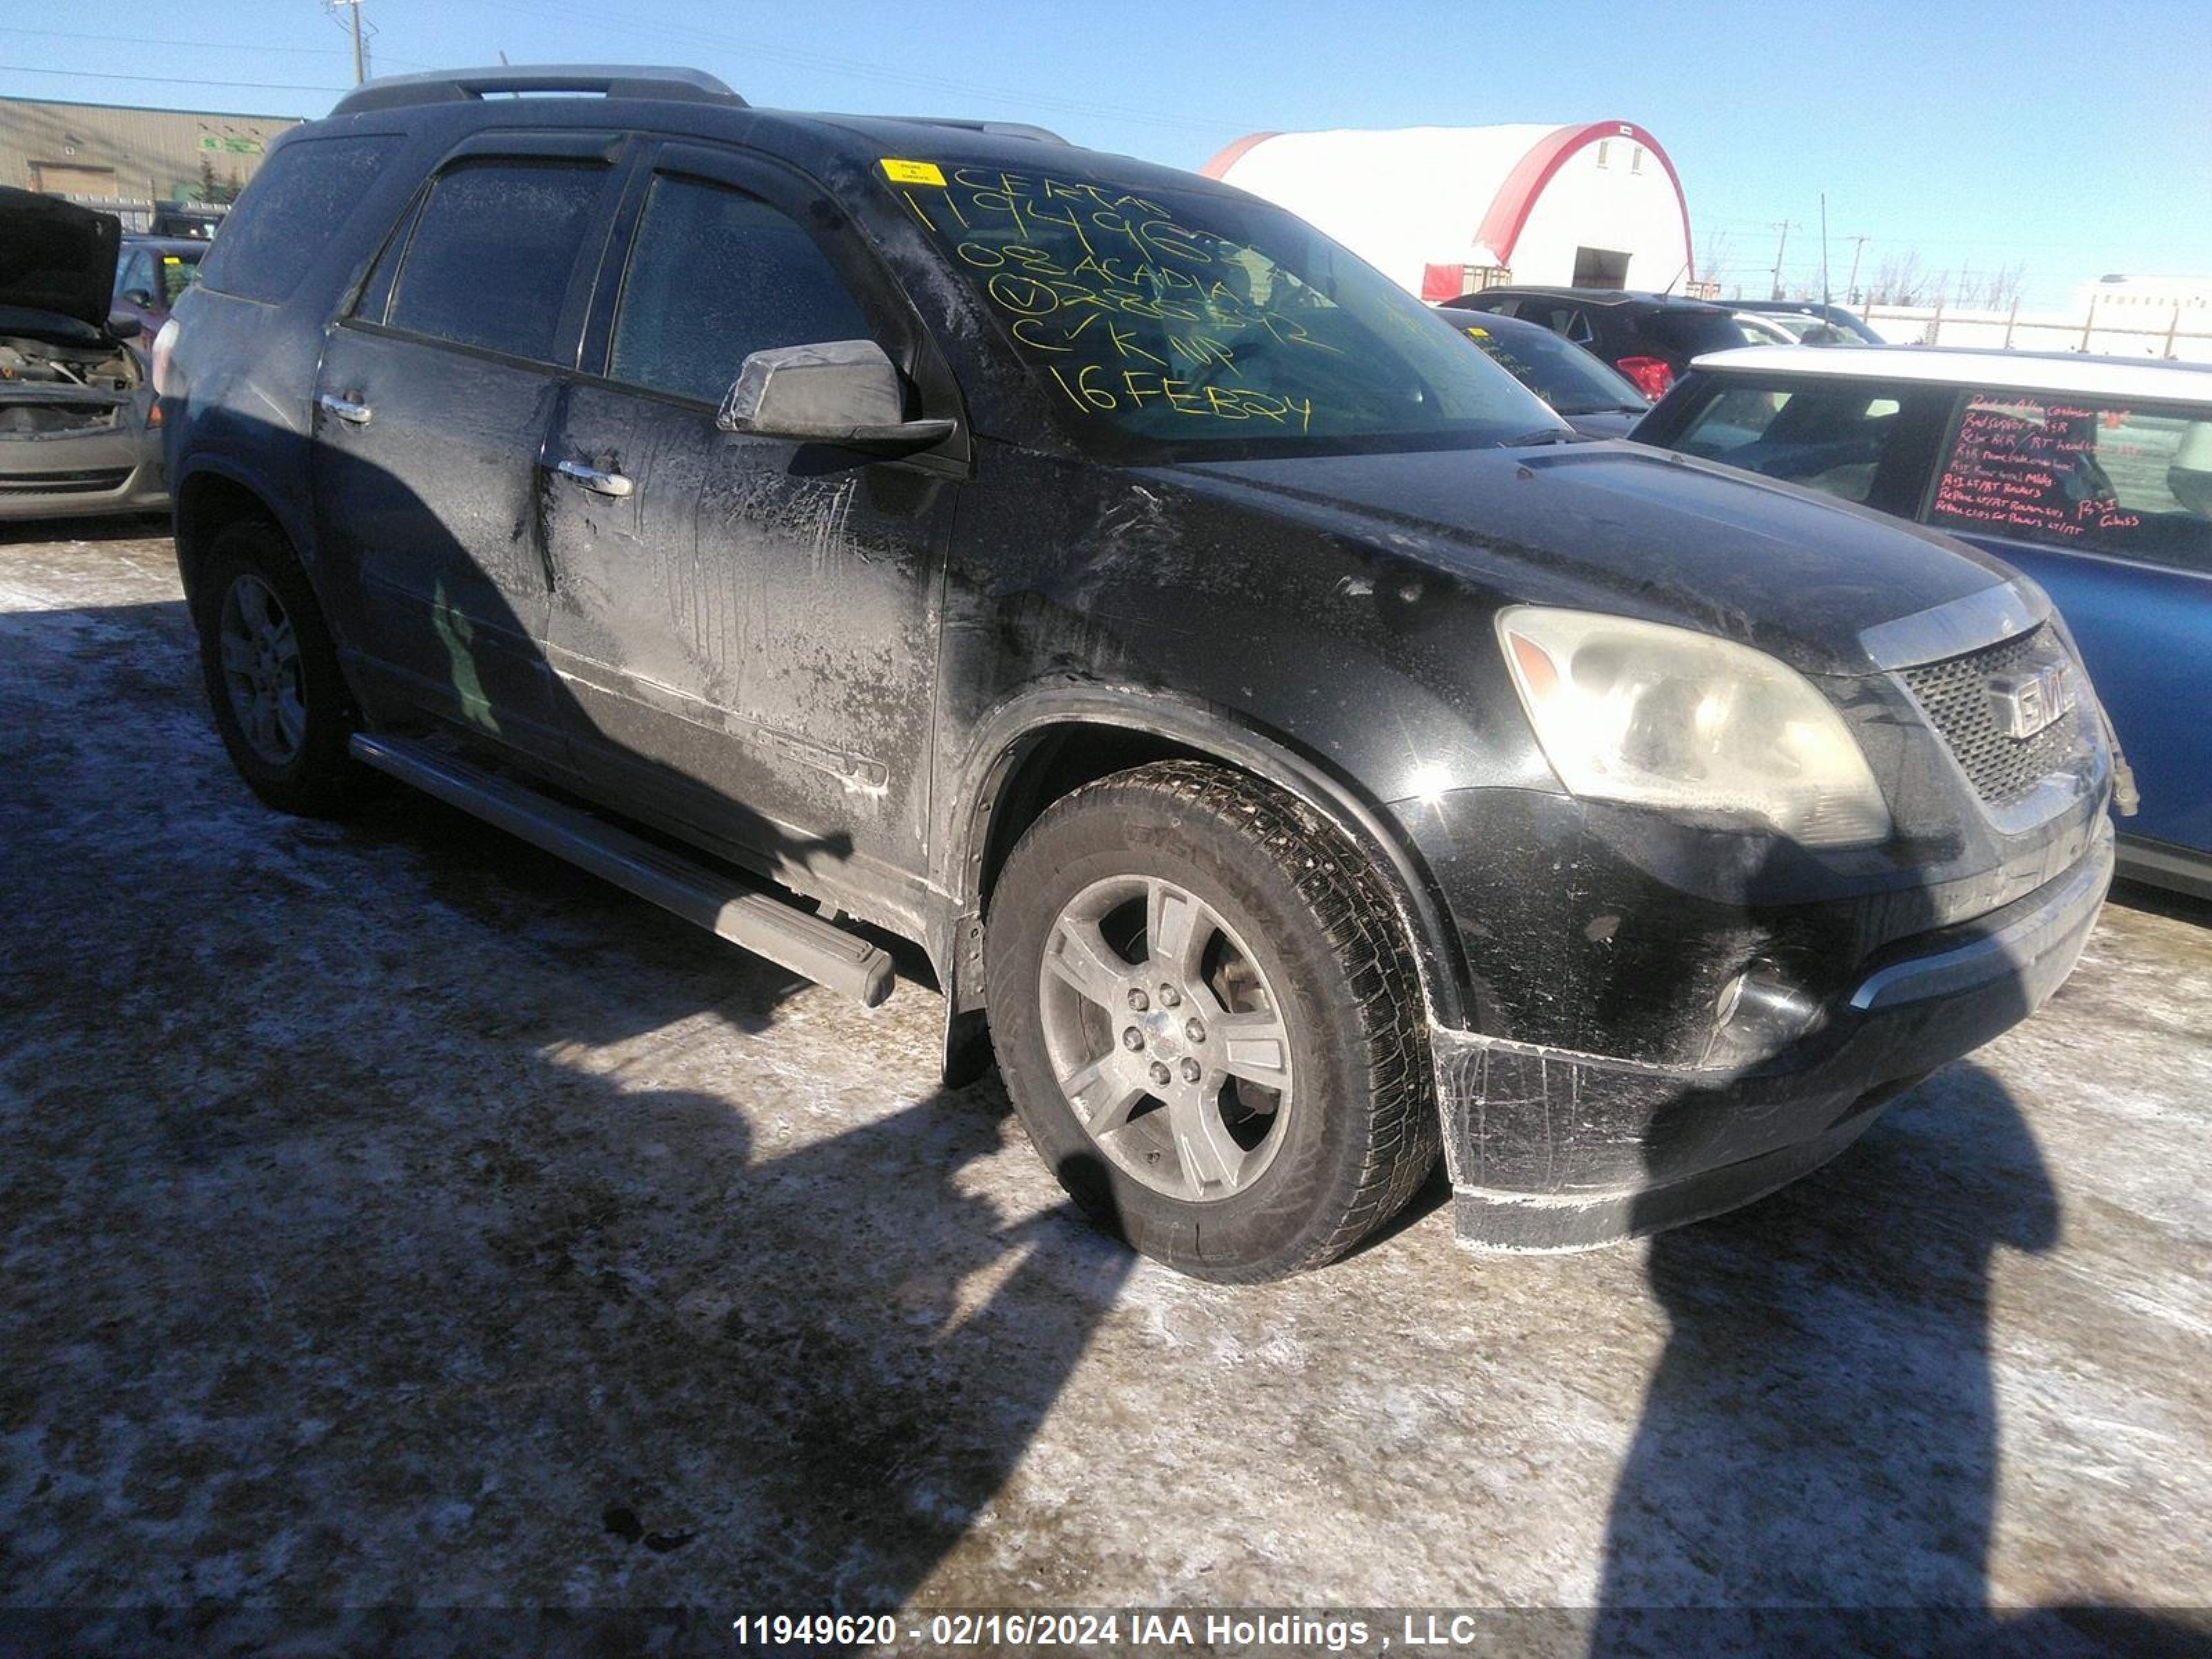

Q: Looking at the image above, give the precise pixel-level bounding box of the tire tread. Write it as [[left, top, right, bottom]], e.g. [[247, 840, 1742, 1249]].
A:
[[995, 760, 1439, 1279]]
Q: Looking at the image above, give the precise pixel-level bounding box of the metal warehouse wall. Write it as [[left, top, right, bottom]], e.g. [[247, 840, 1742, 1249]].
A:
[[0, 96, 302, 203]]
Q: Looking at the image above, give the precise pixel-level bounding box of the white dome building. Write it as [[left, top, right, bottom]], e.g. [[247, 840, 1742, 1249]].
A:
[[1202, 122, 1694, 300]]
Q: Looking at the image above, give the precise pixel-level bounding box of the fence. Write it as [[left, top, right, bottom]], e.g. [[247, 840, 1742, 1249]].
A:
[[1857, 299, 2212, 364], [60, 196, 232, 236]]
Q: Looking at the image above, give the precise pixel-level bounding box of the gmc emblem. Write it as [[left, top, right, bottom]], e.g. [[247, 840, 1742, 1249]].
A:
[[1987, 659, 2077, 740]]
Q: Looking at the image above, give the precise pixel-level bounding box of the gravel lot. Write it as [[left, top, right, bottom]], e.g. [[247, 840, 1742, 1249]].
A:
[[3, 522, 2209, 1656]]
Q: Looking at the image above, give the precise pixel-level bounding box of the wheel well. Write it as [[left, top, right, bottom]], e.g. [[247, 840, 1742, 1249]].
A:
[[971, 719, 1466, 1032], [977, 725, 1212, 909], [174, 474, 282, 601]]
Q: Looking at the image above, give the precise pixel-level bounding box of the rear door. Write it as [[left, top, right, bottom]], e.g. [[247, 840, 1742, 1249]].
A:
[[539, 140, 964, 911], [310, 133, 628, 762], [1915, 386, 2212, 853]]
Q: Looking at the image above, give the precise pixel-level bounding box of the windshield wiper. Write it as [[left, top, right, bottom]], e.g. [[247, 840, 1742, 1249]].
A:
[[1502, 427, 1581, 447]]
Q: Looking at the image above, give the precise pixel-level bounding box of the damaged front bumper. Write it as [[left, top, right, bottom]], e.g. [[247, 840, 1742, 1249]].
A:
[[1435, 818, 2113, 1250], [0, 397, 167, 520]]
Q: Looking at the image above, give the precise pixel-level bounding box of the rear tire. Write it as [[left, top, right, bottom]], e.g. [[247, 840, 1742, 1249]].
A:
[[191, 521, 372, 818], [986, 760, 1439, 1282]]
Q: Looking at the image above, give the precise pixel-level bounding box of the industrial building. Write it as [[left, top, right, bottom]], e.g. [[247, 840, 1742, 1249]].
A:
[[1203, 121, 1694, 301], [0, 95, 301, 218]]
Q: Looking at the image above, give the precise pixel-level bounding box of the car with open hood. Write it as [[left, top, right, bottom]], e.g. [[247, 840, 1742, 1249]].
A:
[[0, 187, 167, 520], [158, 66, 2115, 1280]]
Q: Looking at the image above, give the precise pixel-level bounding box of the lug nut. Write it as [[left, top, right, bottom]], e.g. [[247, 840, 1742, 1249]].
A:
[[1157, 984, 1182, 1008], [1179, 1057, 1201, 1084], [1184, 1017, 1206, 1044], [1122, 1027, 1145, 1051], [1148, 1060, 1172, 1087], [1127, 987, 1150, 1012]]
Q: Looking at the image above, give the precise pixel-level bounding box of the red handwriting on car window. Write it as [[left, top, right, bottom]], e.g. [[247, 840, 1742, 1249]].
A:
[[1930, 396, 2139, 543]]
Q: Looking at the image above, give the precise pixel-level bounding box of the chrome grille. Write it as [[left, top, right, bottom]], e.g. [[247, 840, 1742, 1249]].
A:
[[1900, 624, 2077, 805]]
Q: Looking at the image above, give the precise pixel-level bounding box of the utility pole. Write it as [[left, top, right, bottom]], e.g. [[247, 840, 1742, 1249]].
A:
[[1819, 194, 1831, 308], [326, 0, 369, 84], [1769, 221, 1792, 301], [1844, 235, 1871, 305]]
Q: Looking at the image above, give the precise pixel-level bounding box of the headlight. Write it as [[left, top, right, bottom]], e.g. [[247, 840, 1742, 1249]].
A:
[[1497, 606, 1891, 847]]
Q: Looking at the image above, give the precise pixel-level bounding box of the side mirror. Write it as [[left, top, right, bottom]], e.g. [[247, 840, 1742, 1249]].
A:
[[715, 339, 954, 449], [106, 313, 144, 340]]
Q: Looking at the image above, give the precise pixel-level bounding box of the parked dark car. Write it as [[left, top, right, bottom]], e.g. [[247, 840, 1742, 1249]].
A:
[[1441, 310, 1649, 438], [1440, 286, 1756, 400], [1, 187, 167, 519], [1636, 344, 2209, 897], [162, 66, 2114, 1280], [1734, 299, 1886, 345], [109, 236, 207, 337]]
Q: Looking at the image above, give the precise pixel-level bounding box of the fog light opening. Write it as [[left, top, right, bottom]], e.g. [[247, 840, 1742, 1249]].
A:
[[1708, 965, 1824, 1065]]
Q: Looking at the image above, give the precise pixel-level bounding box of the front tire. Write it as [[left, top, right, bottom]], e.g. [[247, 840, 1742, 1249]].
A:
[[191, 521, 371, 818], [986, 761, 1439, 1282]]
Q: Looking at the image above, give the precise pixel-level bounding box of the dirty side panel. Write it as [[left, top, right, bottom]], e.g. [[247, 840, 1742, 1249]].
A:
[[542, 382, 954, 933]]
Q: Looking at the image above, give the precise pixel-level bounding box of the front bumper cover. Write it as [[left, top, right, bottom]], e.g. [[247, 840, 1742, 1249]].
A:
[[0, 405, 167, 519], [1438, 818, 2113, 1250]]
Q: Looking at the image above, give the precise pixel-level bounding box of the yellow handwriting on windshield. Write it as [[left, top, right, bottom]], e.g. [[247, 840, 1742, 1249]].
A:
[[893, 165, 1337, 428]]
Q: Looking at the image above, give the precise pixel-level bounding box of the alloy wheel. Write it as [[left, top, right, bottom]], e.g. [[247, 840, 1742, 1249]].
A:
[[1035, 874, 1296, 1202]]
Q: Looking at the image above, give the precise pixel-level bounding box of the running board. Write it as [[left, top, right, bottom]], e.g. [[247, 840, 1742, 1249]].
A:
[[349, 733, 894, 1006]]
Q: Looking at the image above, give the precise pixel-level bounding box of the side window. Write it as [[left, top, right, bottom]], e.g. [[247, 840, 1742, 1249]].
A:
[[1929, 393, 2212, 574], [196, 135, 400, 304], [1562, 308, 1597, 346], [159, 253, 201, 307], [606, 174, 873, 405], [113, 251, 151, 302], [386, 160, 609, 364], [1671, 379, 1913, 505]]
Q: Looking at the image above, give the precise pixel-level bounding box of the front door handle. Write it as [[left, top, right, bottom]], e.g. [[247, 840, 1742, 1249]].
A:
[[554, 458, 634, 498], [318, 392, 373, 426]]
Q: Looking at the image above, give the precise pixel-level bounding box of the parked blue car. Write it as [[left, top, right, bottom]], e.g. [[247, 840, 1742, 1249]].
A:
[[1635, 346, 2212, 898]]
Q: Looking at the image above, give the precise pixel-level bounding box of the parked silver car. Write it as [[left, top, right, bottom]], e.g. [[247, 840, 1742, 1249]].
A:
[[1, 189, 167, 520]]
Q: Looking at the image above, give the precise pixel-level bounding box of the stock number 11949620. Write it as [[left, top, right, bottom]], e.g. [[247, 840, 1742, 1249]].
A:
[[733, 1612, 1129, 1648]]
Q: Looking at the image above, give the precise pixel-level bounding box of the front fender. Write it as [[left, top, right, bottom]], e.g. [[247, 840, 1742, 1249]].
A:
[[940, 679, 1470, 1033]]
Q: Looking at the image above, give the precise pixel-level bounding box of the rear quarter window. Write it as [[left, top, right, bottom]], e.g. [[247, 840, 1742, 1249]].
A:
[[1649, 310, 1759, 357], [197, 135, 402, 304]]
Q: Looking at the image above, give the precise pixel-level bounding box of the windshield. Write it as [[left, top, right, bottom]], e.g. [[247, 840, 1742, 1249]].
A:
[[883, 158, 1559, 455], [1454, 319, 1647, 415]]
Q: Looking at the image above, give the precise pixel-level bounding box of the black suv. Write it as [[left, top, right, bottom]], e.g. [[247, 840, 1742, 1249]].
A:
[[1441, 286, 1756, 400], [160, 66, 2115, 1280]]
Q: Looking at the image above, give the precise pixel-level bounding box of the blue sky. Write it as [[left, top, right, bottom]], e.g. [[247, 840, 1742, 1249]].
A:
[[4, 0, 2206, 307]]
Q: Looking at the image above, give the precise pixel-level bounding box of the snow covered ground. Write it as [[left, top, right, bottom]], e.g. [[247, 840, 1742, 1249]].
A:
[[3, 523, 2208, 1656]]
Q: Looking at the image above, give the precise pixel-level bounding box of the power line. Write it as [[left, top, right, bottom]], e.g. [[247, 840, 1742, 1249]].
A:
[[0, 26, 338, 55], [0, 27, 429, 73], [0, 64, 345, 95]]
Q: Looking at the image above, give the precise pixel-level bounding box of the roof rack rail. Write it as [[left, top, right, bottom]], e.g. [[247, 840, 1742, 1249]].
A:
[[889, 117, 1070, 146], [330, 65, 743, 118]]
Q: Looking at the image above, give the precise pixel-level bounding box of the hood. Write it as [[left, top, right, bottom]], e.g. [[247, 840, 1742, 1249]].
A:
[[1167, 441, 2027, 675], [0, 187, 122, 337]]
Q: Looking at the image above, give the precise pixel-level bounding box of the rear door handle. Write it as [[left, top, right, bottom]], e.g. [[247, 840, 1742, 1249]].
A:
[[553, 458, 634, 498], [317, 393, 373, 426]]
